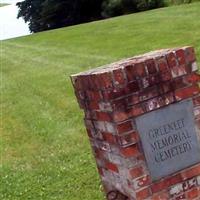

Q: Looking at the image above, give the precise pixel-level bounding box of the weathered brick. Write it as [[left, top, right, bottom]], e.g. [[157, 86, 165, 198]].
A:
[[175, 84, 200, 101], [117, 120, 133, 135], [120, 145, 140, 158], [125, 81, 140, 94], [150, 191, 169, 200], [113, 68, 127, 87], [181, 164, 200, 180], [151, 174, 183, 193], [97, 72, 113, 89], [184, 46, 196, 63], [145, 58, 157, 74], [134, 62, 147, 77], [186, 187, 199, 199], [102, 88, 126, 100], [95, 111, 112, 122], [117, 131, 139, 147], [156, 56, 169, 72], [71, 47, 200, 200], [102, 132, 117, 144], [166, 52, 178, 68], [135, 187, 151, 200], [105, 162, 119, 173], [175, 49, 187, 67], [129, 166, 144, 179], [125, 63, 137, 82]]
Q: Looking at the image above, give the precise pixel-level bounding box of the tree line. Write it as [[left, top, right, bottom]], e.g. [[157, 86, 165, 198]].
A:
[[17, 0, 192, 33]]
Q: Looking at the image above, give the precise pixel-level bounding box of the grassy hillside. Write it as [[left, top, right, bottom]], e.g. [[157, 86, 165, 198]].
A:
[[1, 2, 200, 200]]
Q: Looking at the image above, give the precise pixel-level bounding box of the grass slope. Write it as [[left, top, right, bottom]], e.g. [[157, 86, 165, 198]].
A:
[[1, 2, 200, 200]]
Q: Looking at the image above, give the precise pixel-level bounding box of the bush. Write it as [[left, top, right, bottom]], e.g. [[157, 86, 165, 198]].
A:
[[102, 0, 165, 18]]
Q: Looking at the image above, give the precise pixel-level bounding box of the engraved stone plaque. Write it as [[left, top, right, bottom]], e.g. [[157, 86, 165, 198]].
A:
[[135, 99, 200, 181]]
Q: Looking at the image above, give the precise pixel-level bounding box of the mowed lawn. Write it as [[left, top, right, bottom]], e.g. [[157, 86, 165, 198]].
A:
[[1, 2, 200, 200]]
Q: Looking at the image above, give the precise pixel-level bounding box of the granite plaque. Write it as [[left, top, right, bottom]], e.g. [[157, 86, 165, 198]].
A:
[[135, 99, 200, 181]]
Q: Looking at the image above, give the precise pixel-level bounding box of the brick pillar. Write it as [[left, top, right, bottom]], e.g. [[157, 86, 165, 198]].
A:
[[71, 47, 200, 200]]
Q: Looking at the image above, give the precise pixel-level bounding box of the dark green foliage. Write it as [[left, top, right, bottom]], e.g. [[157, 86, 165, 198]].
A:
[[102, 0, 165, 17], [17, 0, 103, 33], [17, 0, 165, 33]]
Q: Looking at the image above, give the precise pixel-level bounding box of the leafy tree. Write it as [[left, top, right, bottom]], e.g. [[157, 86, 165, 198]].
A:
[[17, 0, 103, 33], [17, 0, 165, 33], [102, 0, 165, 17]]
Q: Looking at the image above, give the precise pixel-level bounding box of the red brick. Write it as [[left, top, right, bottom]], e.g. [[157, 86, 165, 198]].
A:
[[105, 162, 119, 173], [171, 65, 187, 78], [184, 46, 196, 63], [145, 96, 165, 112], [166, 174, 183, 186], [160, 70, 172, 82], [139, 86, 159, 102], [88, 74, 100, 90], [145, 58, 157, 74], [141, 77, 150, 88], [151, 191, 169, 200], [151, 180, 166, 193], [113, 68, 126, 86], [158, 82, 173, 94], [134, 62, 147, 77], [186, 73, 200, 84], [71, 76, 85, 90], [81, 75, 92, 90], [175, 49, 186, 66], [187, 188, 199, 199], [125, 81, 140, 94], [127, 93, 140, 106], [125, 63, 137, 82], [111, 98, 127, 111], [136, 187, 151, 200], [166, 52, 178, 68], [97, 72, 113, 89], [74, 94, 86, 109], [94, 148, 104, 159], [175, 194, 186, 200], [136, 175, 151, 188], [151, 174, 183, 193], [86, 90, 102, 101], [156, 57, 169, 72], [130, 104, 145, 117], [120, 145, 140, 157], [113, 110, 129, 122], [193, 95, 200, 106], [172, 77, 188, 90], [117, 131, 139, 147], [147, 74, 161, 86], [117, 120, 133, 134], [175, 84, 200, 101], [87, 101, 99, 110], [162, 92, 175, 105], [129, 166, 144, 179], [181, 164, 200, 180], [95, 112, 112, 122], [102, 132, 117, 144], [102, 88, 126, 100], [77, 90, 86, 100]]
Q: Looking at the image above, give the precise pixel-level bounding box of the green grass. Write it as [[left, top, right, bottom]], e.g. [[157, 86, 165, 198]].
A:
[[165, 0, 200, 6], [1, 2, 200, 200], [0, 3, 9, 7]]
